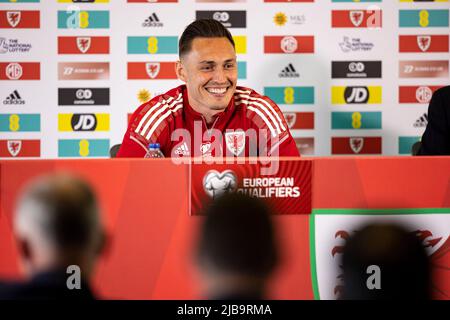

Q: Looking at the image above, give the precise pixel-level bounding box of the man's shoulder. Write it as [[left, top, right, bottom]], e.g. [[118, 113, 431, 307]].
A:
[[234, 86, 287, 137], [128, 85, 185, 139], [235, 86, 276, 102]]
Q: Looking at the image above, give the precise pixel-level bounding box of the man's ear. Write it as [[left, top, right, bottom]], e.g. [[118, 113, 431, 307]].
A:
[[176, 60, 187, 82]]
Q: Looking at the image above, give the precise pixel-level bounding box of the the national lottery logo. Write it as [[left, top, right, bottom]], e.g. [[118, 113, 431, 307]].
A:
[[7, 140, 21, 157], [76, 37, 91, 53], [349, 10, 364, 27], [7, 11, 21, 28], [0, 38, 7, 53], [349, 137, 364, 154], [203, 170, 238, 200], [339, 36, 374, 53], [416, 86, 433, 103], [280, 36, 298, 53], [225, 130, 245, 156], [0, 38, 32, 54], [145, 62, 160, 79], [417, 36, 431, 52], [6, 63, 23, 80]]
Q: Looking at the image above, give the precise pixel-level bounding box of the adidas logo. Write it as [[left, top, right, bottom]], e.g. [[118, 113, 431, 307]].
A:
[[3, 90, 24, 105], [174, 142, 190, 156], [414, 113, 428, 128], [279, 63, 299, 78], [142, 13, 163, 27]]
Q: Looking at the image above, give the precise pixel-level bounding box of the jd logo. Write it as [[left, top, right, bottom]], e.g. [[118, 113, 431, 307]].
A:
[[71, 114, 97, 131], [344, 86, 369, 104]]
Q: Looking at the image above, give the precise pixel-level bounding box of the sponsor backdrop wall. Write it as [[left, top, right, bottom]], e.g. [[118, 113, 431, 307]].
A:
[[1, 0, 449, 158]]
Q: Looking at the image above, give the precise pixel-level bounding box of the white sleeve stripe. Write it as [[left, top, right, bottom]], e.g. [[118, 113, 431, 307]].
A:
[[247, 106, 277, 138], [145, 104, 183, 140], [236, 93, 287, 131], [236, 96, 282, 134], [135, 101, 162, 133], [135, 93, 181, 134], [130, 135, 149, 153], [235, 89, 252, 95], [138, 94, 182, 137], [141, 100, 182, 138], [269, 133, 289, 155]]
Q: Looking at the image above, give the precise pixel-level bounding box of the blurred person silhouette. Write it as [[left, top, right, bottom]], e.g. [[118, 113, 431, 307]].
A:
[[341, 223, 431, 300], [418, 86, 450, 155], [0, 174, 105, 300], [195, 192, 279, 300]]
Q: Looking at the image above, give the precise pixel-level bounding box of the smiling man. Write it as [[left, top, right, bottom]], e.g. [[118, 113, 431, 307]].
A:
[[117, 19, 299, 158]]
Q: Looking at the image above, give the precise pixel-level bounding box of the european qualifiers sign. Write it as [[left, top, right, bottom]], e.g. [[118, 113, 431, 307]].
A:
[[190, 160, 312, 216]]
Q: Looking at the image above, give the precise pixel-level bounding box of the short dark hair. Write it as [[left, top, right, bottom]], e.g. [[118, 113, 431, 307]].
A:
[[179, 19, 235, 57], [341, 223, 431, 300], [196, 193, 278, 278]]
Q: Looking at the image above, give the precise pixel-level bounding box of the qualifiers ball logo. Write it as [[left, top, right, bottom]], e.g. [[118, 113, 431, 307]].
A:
[[280, 36, 298, 53], [203, 170, 238, 200]]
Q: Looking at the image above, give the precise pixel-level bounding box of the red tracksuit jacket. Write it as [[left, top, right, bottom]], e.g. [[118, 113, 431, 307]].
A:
[[117, 85, 300, 158]]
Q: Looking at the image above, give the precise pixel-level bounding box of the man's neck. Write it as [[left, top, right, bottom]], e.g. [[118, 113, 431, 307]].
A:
[[188, 99, 227, 125]]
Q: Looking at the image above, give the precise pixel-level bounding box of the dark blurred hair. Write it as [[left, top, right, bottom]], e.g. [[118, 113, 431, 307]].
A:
[[341, 223, 431, 300], [196, 193, 278, 278], [179, 19, 235, 57], [16, 174, 100, 251]]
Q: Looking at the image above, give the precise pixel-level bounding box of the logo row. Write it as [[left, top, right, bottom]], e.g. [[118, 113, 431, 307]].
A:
[[1, 10, 449, 29], [2, 34, 448, 55], [2, 61, 448, 80], [1, 86, 442, 107], [0, 136, 422, 158], [0, 112, 384, 132]]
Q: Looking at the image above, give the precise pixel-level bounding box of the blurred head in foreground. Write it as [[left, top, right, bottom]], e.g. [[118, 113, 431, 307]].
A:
[[14, 173, 104, 280], [341, 223, 431, 300], [195, 193, 279, 300]]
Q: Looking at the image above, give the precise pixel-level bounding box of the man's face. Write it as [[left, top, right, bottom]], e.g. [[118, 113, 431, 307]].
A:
[[177, 37, 237, 112]]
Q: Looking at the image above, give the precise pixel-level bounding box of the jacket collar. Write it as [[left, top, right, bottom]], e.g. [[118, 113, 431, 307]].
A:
[[181, 85, 236, 127]]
